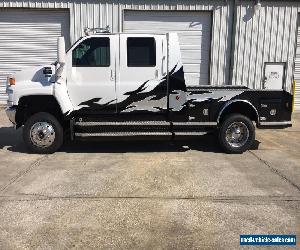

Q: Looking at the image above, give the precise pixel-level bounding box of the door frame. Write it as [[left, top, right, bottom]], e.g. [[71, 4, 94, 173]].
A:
[[65, 34, 118, 114]]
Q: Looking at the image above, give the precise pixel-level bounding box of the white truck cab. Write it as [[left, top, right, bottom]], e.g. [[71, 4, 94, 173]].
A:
[[7, 28, 182, 116]]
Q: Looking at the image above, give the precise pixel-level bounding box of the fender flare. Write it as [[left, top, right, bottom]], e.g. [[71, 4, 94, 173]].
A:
[[17, 94, 65, 115], [217, 99, 259, 124]]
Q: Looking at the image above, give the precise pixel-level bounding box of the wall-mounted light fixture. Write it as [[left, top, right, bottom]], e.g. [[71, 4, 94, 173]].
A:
[[254, 0, 262, 12]]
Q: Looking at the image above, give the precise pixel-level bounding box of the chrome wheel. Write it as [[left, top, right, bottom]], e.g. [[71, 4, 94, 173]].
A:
[[30, 122, 56, 148], [225, 122, 249, 148]]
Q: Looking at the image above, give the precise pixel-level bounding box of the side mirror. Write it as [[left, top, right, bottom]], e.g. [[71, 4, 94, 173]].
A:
[[57, 37, 66, 64]]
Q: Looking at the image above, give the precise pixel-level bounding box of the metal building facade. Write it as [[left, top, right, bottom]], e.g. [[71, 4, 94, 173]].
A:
[[231, 1, 299, 93], [0, 0, 233, 87], [0, 0, 300, 109]]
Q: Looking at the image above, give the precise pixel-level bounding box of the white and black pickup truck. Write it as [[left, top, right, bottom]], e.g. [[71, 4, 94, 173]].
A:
[[5, 29, 293, 154]]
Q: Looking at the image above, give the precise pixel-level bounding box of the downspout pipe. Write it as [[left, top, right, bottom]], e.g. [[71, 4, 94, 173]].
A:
[[229, 0, 237, 85]]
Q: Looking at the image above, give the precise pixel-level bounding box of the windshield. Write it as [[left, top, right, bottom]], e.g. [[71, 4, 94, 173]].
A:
[[66, 36, 83, 53]]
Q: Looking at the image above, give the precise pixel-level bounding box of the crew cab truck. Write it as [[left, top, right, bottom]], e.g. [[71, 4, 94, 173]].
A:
[[5, 29, 293, 154]]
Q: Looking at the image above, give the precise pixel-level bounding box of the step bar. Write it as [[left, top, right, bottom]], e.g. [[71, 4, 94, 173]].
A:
[[75, 121, 217, 126], [75, 131, 172, 137], [75, 131, 208, 138], [72, 120, 214, 140]]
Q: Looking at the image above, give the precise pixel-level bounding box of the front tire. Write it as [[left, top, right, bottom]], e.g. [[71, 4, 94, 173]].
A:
[[23, 112, 63, 154], [218, 114, 255, 154]]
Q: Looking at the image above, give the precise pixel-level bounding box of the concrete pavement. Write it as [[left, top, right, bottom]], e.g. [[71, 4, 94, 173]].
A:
[[0, 109, 299, 249]]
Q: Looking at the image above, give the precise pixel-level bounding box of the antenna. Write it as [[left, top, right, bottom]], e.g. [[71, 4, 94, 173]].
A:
[[84, 26, 110, 36]]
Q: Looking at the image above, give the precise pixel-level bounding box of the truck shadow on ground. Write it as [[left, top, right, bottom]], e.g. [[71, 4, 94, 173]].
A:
[[0, 127, 260, 154]]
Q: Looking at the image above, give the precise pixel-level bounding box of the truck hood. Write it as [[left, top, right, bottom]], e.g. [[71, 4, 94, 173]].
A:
[[7, 64, 57, 105], [13, 64, 56, 86]]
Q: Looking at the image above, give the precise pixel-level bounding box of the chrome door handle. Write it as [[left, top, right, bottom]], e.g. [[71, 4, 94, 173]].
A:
[[110, 70, 115, 81], [155, 69, 158, 79], [161, 55, 166, 76]]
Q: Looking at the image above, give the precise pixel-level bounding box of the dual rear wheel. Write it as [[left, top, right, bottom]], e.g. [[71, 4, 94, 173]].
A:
[[218, 114, 255, 154]]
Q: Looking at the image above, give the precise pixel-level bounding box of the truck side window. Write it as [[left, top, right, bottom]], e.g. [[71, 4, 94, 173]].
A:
[[72, 37, 110, 67], [127, 37, 156, 67]]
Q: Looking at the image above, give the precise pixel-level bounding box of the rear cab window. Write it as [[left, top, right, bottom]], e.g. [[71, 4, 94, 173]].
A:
[[127, 37, 156, 67]]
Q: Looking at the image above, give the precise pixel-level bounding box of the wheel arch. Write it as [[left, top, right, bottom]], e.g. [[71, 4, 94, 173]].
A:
[[217, 100, 259, 125], [16, 95, 65, 128]]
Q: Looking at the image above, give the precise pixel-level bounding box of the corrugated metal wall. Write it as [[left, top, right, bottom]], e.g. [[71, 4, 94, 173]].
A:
[[231, 1, 299, 92], [0, 9, 69, 102], [294, 13, 300, 111], [0, 0, 233, 86], [1, 0, 300, 94]]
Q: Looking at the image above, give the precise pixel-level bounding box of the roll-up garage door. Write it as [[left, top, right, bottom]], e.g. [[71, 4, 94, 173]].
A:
[[294, 15, 300, 112], [124, 10, 212, 86], [0, 9, 70, 104]]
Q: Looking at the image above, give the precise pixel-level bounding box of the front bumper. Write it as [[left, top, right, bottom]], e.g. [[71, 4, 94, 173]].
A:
[[5, 106, 17, 125]]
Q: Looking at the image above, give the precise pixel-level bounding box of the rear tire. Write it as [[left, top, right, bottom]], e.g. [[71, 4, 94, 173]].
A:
[[23, 112, 63, 154], [218, 114, 255, 154]]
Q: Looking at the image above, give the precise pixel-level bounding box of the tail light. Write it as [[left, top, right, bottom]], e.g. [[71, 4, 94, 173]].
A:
[[286, 102, 289, 109]]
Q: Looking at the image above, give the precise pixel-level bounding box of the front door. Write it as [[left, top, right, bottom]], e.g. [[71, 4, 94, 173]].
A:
[[66, 35, 117, 114], [116, 34, 168, 120]]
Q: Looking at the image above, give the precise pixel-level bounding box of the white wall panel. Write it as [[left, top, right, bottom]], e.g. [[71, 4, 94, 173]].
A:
[[231, 1, 299, 93]]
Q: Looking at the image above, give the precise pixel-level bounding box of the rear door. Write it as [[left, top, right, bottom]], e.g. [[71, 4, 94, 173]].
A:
[[116, 34, 168, 120], [123, 10, 212, 86]]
